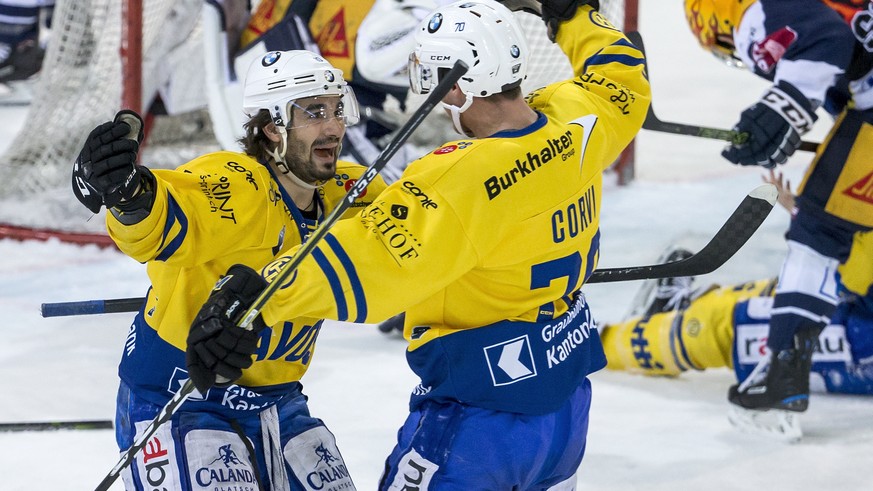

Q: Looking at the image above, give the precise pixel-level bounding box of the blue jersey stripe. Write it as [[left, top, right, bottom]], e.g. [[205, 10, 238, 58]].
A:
[[612, 38, 640, 51], [671, 316, 698, 371], [325, 233, 368, 323], [583, 229, 600, 283], [156, 193, 188, 262], [583, 50, 645, 75], [312, 247, 349, 321]]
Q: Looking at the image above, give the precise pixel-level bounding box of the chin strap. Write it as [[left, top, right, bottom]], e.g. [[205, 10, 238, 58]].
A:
[[441, 91, 476, 138], [267, 126, 322, 191]]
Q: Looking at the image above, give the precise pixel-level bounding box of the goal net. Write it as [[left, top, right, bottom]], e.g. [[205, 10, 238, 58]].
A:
[[0, 0, 636, 244]]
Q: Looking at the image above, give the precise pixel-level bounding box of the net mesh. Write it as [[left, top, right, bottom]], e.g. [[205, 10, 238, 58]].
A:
[[517, 1, 626, 95], [0, 0, 629, 235], [0, 0, 217, 234]]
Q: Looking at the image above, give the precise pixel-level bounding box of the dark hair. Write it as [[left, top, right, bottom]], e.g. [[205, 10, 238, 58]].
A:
[[436, 67, 522, 100], [237, 109, 275, 162], [488, 85, 522, 102]]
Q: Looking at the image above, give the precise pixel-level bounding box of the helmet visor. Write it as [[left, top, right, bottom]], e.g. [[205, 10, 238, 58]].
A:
[[408, 52, 437, 95], [711, 35, 744, 68], [286, 87, 360, 129]]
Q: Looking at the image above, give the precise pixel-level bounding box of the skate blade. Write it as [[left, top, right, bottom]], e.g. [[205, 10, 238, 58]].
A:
[[727, 405, 803, 443]]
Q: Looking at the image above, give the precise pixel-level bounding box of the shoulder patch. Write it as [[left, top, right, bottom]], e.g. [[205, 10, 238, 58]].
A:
[[432, 141, 473, 155], [344, 178, 367, 198], [751, 27, 797, 74]]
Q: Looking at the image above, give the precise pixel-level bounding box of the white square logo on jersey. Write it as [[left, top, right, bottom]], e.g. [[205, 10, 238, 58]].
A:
[[484, 335, 537, 386], [168, 367, 208, 400]]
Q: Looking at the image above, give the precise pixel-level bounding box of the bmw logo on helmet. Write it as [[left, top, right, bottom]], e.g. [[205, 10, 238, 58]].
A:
[[428, 13, 443, 33], [510, 45, 520, 58], [262, 51, 281, 67], [324, 70, 335, 82]]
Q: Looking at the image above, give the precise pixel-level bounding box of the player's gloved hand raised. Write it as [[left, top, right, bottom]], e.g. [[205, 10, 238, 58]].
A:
[[72, 110, 146, 213], [539, 0, 600, 41], [722, 81, 816, 169], [186, 265, 269, 393]]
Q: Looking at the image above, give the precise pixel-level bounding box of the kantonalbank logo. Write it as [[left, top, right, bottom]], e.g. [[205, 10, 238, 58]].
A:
[[484, 130, 574, 200], [843, 170, 873, 205]]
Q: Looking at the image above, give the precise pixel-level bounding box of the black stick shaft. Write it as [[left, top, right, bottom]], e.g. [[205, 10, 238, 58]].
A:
[[0, 420, 113, 432], [588, 184, 777, 283], [41, 298, 144, 317], [626, 30, 819, 153]]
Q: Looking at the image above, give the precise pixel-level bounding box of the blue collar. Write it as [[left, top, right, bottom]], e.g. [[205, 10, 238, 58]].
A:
[[263, 161, 323, 244], [488, 111, 548, 138]]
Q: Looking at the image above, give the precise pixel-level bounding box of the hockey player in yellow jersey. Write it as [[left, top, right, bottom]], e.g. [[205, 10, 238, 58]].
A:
[[602, 231, 873, 420], [71, 50, 385, 489], [186, 1, 650, 488]]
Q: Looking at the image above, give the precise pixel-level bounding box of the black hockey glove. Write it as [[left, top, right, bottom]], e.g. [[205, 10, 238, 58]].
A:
[[186, 264, 269, 393], [72, 110, 147, 213], [722, 81, 817, 169], [540, 0, 599, 41], [496, 0, 542, 16]]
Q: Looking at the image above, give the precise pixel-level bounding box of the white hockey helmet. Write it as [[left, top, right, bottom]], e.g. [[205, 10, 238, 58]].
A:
[[242, 50, 360, 129], [409, 0, 529, 98]]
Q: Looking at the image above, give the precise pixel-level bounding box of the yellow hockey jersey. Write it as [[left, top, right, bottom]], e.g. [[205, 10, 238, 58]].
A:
[[260, 6, 651, 414], [840, 230, 873, 299], [109, 151, 385, 408]]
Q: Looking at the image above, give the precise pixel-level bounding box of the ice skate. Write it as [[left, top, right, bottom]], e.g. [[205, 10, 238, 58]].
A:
[[0, 39, 45, 84], [726, 403, 803, 443], [728, 329, 819, 412], [627, 246, 695, 319], [727, 329, 820, 442]]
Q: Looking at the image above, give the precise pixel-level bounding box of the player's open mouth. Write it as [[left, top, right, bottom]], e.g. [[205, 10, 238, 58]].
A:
[[313, 145, 336, 160]]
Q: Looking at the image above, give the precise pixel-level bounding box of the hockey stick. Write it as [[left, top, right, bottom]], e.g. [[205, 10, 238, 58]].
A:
[[41, 297, 143, 317], [588, 183, 777, 283], [642, 101, 820, 152], [49, 183, 777, 316], [93, 59, 470, 491], [0, 419, 113, 432], [625, 31, 820, 153]]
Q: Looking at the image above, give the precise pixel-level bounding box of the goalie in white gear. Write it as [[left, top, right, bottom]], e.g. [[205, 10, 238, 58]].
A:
[[72, 49, 387, 489]]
